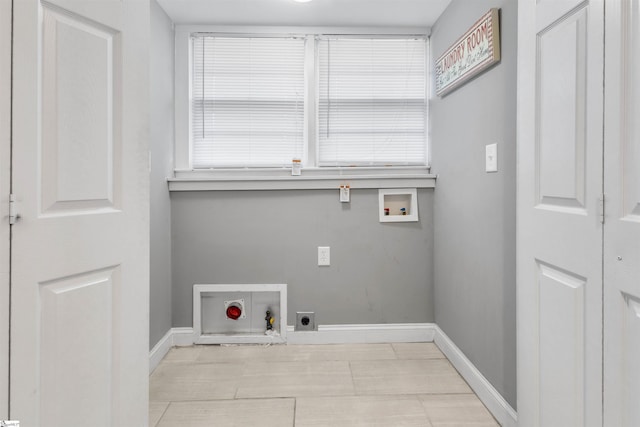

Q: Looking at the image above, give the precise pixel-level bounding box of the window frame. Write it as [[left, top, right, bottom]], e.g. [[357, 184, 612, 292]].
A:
[[173, 25, 436, 190]]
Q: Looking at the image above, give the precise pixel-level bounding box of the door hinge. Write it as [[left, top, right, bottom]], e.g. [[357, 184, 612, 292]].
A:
[[9, 194, 19, 225], [599, 194, 605, 224]]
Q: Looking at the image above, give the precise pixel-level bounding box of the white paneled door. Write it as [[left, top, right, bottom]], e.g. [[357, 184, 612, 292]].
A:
[[517, 0, 604, 426], [10, 1, 149, 426], [604, 1, 640, 426], [0, 0, 12, 420]]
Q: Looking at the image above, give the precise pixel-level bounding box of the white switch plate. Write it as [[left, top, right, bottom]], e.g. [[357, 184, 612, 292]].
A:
[[318, 246, 330, 266], [486, 143, 498, 172]]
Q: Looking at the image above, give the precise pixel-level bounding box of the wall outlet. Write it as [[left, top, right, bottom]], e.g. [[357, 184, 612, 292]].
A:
[[296, 312, 316, 331], [486, 143, 498, 172], [318, 246, 330, 266]]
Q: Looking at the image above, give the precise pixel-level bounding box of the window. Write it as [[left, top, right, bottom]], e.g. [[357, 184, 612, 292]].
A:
[[185, 32, 429, 172], [318, 37, 427, 166], [191, 36, 305, 168]]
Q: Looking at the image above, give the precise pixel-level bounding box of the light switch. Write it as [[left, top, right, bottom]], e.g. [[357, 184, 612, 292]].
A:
[[486, 143, 498, 172]]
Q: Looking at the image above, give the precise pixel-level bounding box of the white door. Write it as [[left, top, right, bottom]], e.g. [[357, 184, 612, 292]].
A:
[[10, 1, 149, 426], [0, 0, 12, 420], [517, 0, 604, 426], [603, 1, 640, 425]]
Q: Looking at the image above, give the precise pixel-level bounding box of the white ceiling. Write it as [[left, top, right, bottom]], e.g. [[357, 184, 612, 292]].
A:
[[157, 0, 452, 28]]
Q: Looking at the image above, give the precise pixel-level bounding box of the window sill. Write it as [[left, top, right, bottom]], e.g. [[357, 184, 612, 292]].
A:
[[168, 167, 437, 191]]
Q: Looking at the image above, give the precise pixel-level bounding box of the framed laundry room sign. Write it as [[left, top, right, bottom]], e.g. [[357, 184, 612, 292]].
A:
[[435, 8, 501, 96]]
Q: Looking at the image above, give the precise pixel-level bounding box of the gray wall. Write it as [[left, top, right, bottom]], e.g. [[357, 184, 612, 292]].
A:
[[149, 0, 174, 350], [171, 189, 434, 327], [430, 0, 517, 408]]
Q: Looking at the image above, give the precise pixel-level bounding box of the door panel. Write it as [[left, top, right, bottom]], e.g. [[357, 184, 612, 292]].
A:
[[606, 288, 640, 427], [10, 0, 149, 426], [40, 3, 121, 215], [40, 267, 118, 426], [517, 0, 603, 426], [538, 262, 586, 427], [617, 293, 640, 425], [604, 1, 640, 426], [536, 8, 587, 212], [621, 4, 640, 222], [536, 0, 585, 32]]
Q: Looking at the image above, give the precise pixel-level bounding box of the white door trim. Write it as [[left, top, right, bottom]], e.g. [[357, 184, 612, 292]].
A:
[[0, 0, 11, 419]]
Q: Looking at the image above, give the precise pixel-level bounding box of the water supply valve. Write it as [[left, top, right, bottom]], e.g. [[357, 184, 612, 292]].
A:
[[265, 310, 275, 331]]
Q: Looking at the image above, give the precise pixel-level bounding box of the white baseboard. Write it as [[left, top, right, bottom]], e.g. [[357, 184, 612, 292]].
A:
[[286, 323, 436, 344], [148, 329, 173, 374], [148, 327, 195, 374], [171, 327, 196, 347], [149, 323, 434, 372], [434, 325, 517, 427]]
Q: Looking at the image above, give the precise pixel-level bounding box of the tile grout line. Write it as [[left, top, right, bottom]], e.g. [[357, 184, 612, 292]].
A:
[[412, 395, 428, 426], [415, 395, 435, 426], [390, 342, 400, 359], [232, 363, 242, 400], [153, 401, 172, 427], [292, 397, 297, 427], [347, 360, 358, 396]]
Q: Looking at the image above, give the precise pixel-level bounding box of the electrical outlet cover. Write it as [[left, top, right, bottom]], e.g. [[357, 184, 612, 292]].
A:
[[296, 312, 316, 331], [486, 143, 498, 172], [318, 246, 330, 266]]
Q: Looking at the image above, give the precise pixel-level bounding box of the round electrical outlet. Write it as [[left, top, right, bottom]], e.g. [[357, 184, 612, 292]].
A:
[[301, 316, 310, 326]]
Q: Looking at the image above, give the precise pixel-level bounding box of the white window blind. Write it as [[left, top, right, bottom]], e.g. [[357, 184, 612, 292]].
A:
[[318, 37, 427, 166], [191, 36, 305, 168]]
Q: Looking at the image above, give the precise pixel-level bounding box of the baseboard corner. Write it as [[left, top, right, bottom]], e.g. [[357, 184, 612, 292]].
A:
[[148, 329, 173, 375]]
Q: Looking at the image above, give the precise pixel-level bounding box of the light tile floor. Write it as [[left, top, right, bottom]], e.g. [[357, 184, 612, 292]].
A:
[[149, 343, 500, 426]]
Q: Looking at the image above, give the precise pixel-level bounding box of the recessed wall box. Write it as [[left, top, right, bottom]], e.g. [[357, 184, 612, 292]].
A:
[[379, 188, 419, 222], [193, 284, 287, 345]]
